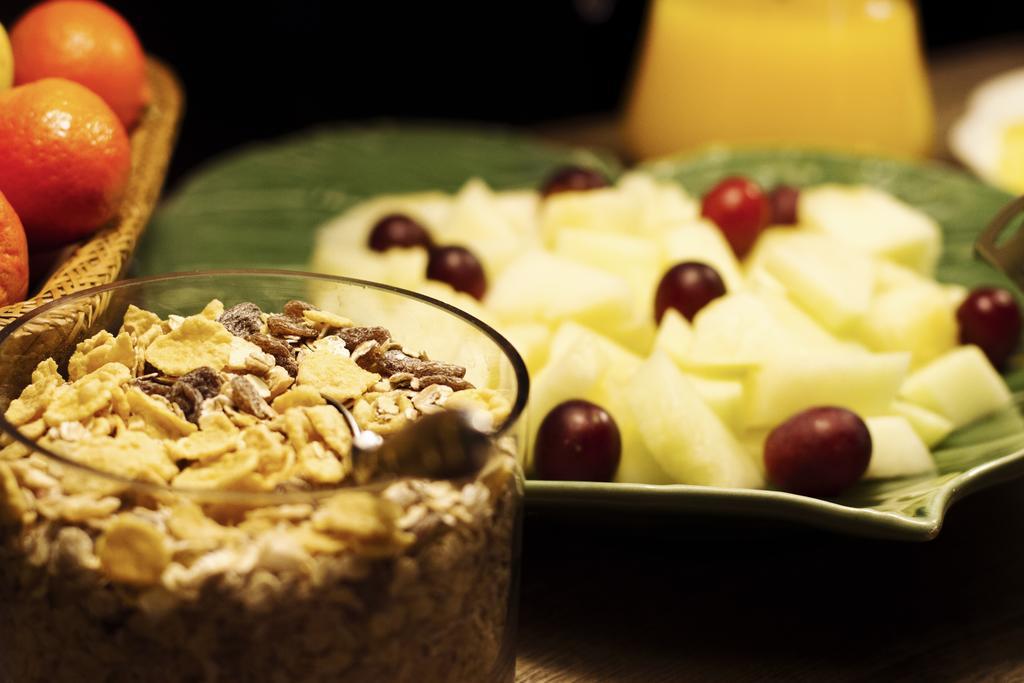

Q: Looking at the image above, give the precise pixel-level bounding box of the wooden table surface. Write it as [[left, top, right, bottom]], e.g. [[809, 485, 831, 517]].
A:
[[516, 37, 1024, 683]]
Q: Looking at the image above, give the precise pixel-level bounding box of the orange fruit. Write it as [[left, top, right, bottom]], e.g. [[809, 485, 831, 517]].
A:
[[0, 192, 29, 306], [10, 1, 149, 129], [0, 78, 132, 248]]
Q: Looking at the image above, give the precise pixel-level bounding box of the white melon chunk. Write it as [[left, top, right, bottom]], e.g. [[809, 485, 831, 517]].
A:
[[858, 282, 958, 368], [899, 345, 1013, 429], [593, 380, 672, 485], [745, 350, 909, 428], [547, 321, 642, 385], [310, 246, 429, 292], [891, 400, 954, 447], [662, 219, 746, 292], [652, 309, 693, 367], [553, 229, 662, 344], [494, 190, 540, 235], [800, 184, 942, 275], [683, 291, 841, 372], [539, 187, 637, 245], [759, 232, 876, 333], [683, 373, 745, 430], [443, 179, 540, 276], [501, 323, 552, 375], [486, 250, 633, 331], [863, 416, 937, 480], [618, 171, 699, 234], [624, 352, 763, 488]]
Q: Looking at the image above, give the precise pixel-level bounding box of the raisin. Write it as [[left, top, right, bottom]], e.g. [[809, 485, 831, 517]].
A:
[[247, 333, 299, 377], [170, 381, 204, 424], [219, 302, 264, 337], [267, 314, 318, 338], [416, 374, 475, 391], [135, 379, 172, 398], [375, 349, 467, 379], [283, 300, 317, 318], [334, 326, 391, 350], [177, 366, 224, 399], [228, 376, 275, 419]]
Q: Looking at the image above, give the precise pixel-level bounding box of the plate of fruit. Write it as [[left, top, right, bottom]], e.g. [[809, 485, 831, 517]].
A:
[[136, 129, 1024, 540]]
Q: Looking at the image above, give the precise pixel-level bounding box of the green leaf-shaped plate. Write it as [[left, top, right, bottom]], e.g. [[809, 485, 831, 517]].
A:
[[137, 127, 1024, 540]]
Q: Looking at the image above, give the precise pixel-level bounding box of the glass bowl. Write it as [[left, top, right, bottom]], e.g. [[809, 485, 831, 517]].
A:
[[0, 270, 528, 683]]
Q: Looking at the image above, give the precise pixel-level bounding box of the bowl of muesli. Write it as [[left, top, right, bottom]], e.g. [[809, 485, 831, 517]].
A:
[[0, 269, 528, 683]]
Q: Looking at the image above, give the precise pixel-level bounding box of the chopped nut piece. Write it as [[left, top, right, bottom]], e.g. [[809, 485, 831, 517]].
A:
[[303, 309, 354, 330], [412, 384, 455, 414], [218, 301, 264, 337]]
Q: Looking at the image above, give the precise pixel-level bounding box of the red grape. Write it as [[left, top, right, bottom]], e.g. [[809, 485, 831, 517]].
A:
[[764, 406, 872, 498], [956, 286, 1022, 368], [368, 214, 433, 251], [700, 176, 771, 257], [426, 245, 487, 300], [540, 166, 610, 197], [533, 400, 621, 482], [768, 185, 800, 225], [654, 261, 726, 323]]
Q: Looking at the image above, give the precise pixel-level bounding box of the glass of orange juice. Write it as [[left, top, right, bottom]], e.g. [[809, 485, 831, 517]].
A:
[[623, 0, 935, 159]]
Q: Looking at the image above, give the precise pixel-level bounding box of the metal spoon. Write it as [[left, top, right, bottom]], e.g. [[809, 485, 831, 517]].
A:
[[321, 395, 492, 479]]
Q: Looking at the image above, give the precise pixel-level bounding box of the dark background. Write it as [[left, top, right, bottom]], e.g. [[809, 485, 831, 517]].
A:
[[3, 1, 1022, 188]]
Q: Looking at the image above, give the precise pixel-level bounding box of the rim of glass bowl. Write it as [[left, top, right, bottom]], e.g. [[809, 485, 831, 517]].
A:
[[0, 269, 529, 505]]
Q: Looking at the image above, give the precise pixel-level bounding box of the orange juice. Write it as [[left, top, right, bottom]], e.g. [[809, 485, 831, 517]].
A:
[[623, 0, 935, 159]]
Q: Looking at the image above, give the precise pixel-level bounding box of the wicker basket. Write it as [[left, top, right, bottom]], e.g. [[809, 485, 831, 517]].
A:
[[0, 58, 184, 330]]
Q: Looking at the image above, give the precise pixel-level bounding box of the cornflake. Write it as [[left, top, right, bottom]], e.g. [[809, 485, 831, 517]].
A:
[[43, 363, 131, 426], [296, 349, 380, 403], [96, 515, 172, 585], [145, 316, 234, 376], [271, 385, 326, 413], [68, 331, 135, 382], [125, 387, 197, 439], [5, 359, 63, 427], [166, 413, 239, 462], [119, 304, 166, 350]]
